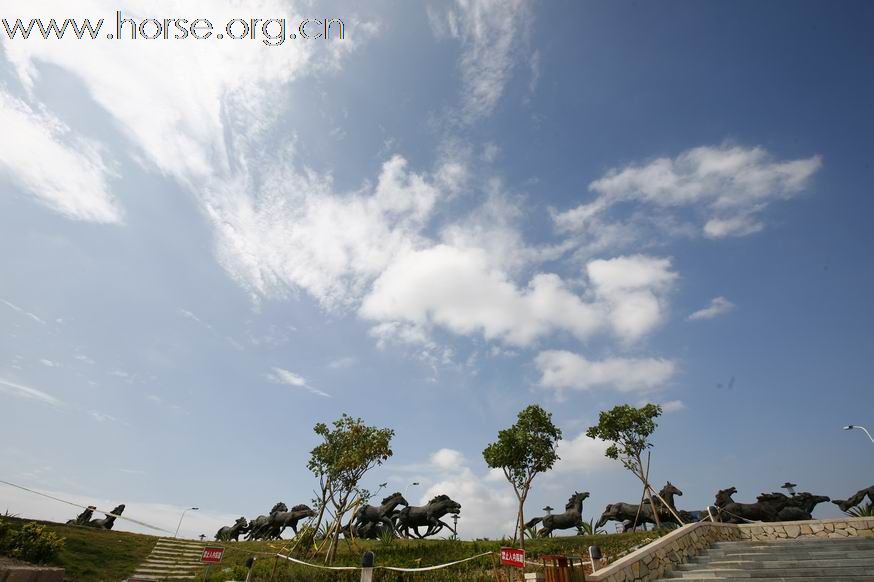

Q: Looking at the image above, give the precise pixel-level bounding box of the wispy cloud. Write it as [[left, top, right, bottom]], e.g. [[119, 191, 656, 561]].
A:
[[267, 367, 331, 398], [428, 0, 535, 120], [0, 378, 62, 407], [1, 298, 46, 325], [688, 296, 735, 321], [554, 144, 822, 242], [0, 91, 121, 223], [327, 356, 357, 370], [39, 359, 60, 368]]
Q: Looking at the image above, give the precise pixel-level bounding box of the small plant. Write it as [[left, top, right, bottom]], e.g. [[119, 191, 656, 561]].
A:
[[377, 526, 396, 548], [846, 502, 874, 517], [4, 522, 65, 564], [576, 518, 606, 536]]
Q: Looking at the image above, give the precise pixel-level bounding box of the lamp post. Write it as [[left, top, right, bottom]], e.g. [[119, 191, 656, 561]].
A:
[[174, 507, 198, 538], [451, 513, 459, 539], [405, 482, 420, 497], [843, 425, 874, 446]]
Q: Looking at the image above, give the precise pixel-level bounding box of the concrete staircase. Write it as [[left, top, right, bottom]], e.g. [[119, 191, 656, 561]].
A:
[[660, 536, 874, 580], [128, 538, 206, 581]]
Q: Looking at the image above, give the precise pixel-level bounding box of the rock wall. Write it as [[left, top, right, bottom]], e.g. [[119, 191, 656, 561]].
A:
[[586, 517, 874, 582]]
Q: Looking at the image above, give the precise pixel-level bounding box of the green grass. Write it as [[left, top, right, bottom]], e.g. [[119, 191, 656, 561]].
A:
[[202, 530, 666, 581], [1, 516, 156, 582], [1, 517, 665, 581]]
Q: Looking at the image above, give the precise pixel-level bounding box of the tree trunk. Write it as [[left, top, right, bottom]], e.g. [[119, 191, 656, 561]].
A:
[[637, 455, 661, 528]]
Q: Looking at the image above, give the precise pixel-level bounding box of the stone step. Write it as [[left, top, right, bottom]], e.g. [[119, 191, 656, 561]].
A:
[[669, 565, 874, 578], [687, 557, 874, 569], [656, 574, 874, 582], [713, 537, 874, 547], [140, 561, 203, 569], [698, 549, 874, 560]]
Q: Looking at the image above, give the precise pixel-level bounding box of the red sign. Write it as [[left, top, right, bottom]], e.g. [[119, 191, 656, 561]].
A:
[[500, 547, 525, 568], [201, 546, 225, 564]]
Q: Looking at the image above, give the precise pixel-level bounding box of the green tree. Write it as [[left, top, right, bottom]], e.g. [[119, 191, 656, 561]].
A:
[[307, 414, 394, 563], [483, 404, 562, 549], [586, 403, 664, 526]]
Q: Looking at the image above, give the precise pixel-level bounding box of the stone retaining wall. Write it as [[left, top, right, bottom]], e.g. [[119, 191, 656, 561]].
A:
[[737, 516, 874, 541], [586, 517, 874, 582]]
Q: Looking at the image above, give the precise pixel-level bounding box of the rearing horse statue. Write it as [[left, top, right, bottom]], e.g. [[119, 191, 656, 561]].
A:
[[525, 491, 589, 537]]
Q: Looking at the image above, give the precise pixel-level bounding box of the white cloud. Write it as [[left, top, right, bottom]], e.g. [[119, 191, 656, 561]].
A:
[[266, 367, 331, 398], [688, 296, 735, 321], [554, 144, 822, 240], [412, 448, 516, 539], [360, 245, 603, 347], [39, 359, 60, 368], [0, 378, 62, 407], [429, 0, 535, 120], [430, 448, 466, 470], [74, 354, 96, 365], [661, 399, 686, 413], [212, 154, 442, 308], [0, 91, 120, 223], [587, 255, 677, 343], [535, 350, 675, 393], [553, 433, 614, 474]]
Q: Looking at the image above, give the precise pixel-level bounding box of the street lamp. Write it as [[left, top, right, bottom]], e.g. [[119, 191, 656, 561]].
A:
[[174, 507, 199, 538], [405, 482, 420, 496], [843, 425, 874, 446], [451, 513, 460, 539]]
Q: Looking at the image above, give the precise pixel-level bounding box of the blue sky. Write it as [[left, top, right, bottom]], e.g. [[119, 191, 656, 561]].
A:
[[1, 0, 872, 539]]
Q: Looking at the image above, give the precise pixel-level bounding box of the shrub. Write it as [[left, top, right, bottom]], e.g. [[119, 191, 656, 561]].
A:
[[4, 522, 65, 563]]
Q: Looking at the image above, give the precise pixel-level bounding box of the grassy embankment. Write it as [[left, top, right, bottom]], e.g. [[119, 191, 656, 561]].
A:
[[2, 516, 666, 581], [1, 516, 155, 581]]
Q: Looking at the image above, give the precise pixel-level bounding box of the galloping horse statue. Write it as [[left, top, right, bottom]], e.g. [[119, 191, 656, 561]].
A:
[[756, 492, 830, 521], [525, 491, 589, 537], [350, 492, 408, 539], [596, 482, 688, 530], [87, 504, 125, 530], [714, 487, 778, 523], [216, 517, 249, 541], [246, 502, 287, 540], [394, 495, 461, 538], [262, 504, 316, 539]]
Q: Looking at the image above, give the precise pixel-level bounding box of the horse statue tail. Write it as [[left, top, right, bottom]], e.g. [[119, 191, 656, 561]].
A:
[[524, 517, 542, 529]]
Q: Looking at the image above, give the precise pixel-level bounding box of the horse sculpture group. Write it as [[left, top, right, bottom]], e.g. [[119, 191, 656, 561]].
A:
[[66, 504, 125, 530], [215, 503, 317, 541], [215, 493, 462, 541]]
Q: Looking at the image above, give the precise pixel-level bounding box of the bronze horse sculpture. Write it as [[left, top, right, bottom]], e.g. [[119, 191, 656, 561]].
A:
[[246, 502, 287, 540], [756, 492, 830, 521], [66, 506, 97, 526], [349, 492, 408, 539], [87, 504, 125, 530], [394, 494, 461, 538], [526, 491, 589, 537], [596, 482, 688, 530], [714, 487, 778, 523], [833, 485, 874, 512], [216, 517, 249, 541], [262, 504, 316, 539]]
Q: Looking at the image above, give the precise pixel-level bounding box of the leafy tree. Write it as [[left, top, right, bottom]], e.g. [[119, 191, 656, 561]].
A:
[[586, 403, 664, 526], [307, 414, 394, 563], [483, 404, 562, 549]]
